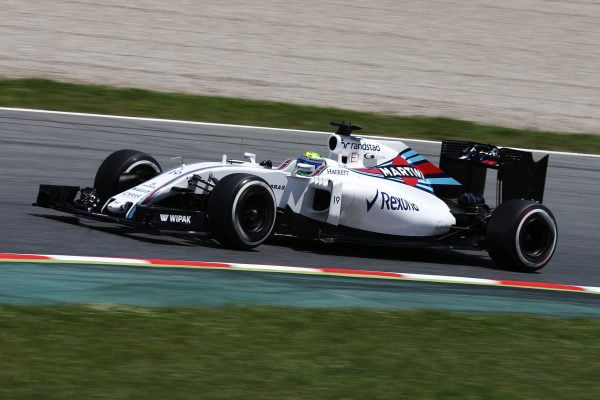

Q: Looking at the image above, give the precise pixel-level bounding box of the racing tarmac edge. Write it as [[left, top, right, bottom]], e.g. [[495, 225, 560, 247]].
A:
[[1, 106, 598, 158]]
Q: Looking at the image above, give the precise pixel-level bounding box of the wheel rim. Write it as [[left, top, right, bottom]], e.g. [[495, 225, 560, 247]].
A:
[[117, 163, 160, 192], [237, 191, 271, 234], [516, 209, 557, 266], [520, 217, 549, 258], [127, 164, 159, 183], [231, 181, 276, 246]]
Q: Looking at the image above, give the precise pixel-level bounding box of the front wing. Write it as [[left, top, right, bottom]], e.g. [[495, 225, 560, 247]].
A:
[[34, 185, 209, 234]]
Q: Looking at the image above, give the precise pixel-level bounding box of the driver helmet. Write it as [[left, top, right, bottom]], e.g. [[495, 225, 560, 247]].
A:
[[295, 151, 325, 176]]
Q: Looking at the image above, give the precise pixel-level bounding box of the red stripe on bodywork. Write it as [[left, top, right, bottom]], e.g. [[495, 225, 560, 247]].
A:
[[391, 155, 409, 166], [0, 253, 51, 260], [414, 161, 445, 175], [403, 177, 419, 186], [145, 258, 231, 268], [354, 168, 381, 174], [277, 159, 293, 170], [311, 165, 328, 176], [320, 268, 404, 278], [499, 280, 585, 291]]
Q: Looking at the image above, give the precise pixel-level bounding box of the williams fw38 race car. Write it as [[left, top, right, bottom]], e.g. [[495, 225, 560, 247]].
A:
[[35, 122, 557, 272]]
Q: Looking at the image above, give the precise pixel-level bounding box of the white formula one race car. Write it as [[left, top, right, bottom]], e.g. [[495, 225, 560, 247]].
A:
[[35, 122, 557, 271]]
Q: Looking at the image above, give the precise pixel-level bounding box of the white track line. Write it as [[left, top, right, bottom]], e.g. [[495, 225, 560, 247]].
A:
[[232, 264, 322, 273], [1, 106, 598, 158], [0, 107, 320, 134], [49, 255, 148, 264], [582, 286, 600, 294], [401, 274, 496, 285]]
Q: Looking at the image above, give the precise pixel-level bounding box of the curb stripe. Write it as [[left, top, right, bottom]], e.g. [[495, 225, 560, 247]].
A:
[[498, 280, 586, 292], [0, 253, 599, 295], [0, 253, 51, 260], [582, 286, 600, 294], [146, 258, 231, 268], [51, 255, 147, 264], [233, 264, 322, 273], [320, 268, 404, 278], [402, 274, 496, 285]]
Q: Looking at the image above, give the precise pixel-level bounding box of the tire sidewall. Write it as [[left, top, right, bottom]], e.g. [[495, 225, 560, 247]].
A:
[[94, 150, 161, 202], [123, 159, 161, 175], [208, 173, 277, 249], [486, 200, 557, 271], [514, 207, 557, 268]]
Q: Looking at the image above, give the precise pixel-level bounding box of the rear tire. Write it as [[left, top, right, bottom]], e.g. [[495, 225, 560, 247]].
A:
[[486, 199, 557, 272], [208, 174, 277, 249], [94, 149, 162, 203]]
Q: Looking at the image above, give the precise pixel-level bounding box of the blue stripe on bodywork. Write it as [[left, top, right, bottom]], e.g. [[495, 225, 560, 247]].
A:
[[427, 177, 461, 185], [416, 183, 434, 192], [401, 149, 418, 159], [407, 155, 425, 163]]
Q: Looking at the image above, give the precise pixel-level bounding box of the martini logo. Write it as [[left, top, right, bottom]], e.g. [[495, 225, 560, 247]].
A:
[[366, 190, 420, 212], [159, 214, 192, 224], [378, 166, 424, 180]]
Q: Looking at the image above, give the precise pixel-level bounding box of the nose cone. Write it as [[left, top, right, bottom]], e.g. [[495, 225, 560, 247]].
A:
[[104, 198, 132, 216]]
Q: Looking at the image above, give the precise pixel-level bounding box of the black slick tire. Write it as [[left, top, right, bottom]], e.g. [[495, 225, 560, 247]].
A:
[[208, 173, 277, 250], [486, 199, 557, 272], [94, 149, 162, 203]]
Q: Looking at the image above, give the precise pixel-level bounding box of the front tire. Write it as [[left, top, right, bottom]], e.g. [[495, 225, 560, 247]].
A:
[[486, 199, 557, 272], [208, 174, 277, 250], [94, 149, 162, 203]]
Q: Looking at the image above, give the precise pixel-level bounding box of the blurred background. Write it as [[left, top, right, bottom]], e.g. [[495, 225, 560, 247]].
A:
[[2, 0, 600, 133]]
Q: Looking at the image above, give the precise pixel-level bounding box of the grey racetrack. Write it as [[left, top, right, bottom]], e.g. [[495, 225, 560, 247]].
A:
[[1, 108, 599, 286]]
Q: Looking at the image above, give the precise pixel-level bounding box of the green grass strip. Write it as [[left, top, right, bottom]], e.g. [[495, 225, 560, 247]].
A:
[[1, 79, 598, 154], [1, 305, 599, 399]]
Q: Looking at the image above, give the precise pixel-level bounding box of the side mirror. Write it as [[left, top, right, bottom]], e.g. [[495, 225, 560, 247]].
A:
[[243, 152, 256, 164]]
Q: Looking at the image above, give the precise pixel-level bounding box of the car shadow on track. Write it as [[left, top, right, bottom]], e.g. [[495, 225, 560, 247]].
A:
[[31, 214, 222, 248], [267, 236, 513, 272], [32, 213, 529, 274]]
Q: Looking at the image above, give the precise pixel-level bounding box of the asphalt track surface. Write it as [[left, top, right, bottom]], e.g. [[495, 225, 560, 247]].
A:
[[1, 108, 599, 287]]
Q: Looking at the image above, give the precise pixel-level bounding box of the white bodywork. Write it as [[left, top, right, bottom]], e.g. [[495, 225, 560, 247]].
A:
[[104, 134, 458, 237]]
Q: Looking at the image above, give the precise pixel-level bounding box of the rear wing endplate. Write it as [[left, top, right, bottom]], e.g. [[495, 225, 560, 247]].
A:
[[436, 140, 549, 204]]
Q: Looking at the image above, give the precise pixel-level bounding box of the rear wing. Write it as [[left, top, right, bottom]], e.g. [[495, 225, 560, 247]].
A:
[[436, 140, 549, 204]]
